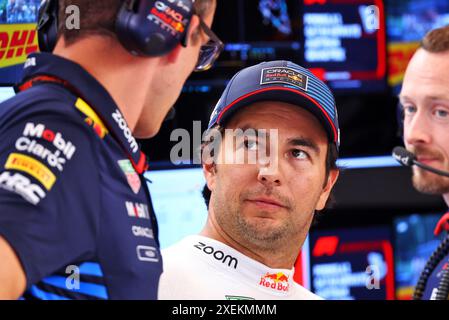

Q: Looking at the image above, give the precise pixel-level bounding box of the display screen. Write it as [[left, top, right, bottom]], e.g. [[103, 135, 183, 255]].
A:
[[0, 85, 14, 102], [386, 0, 449, 92], [394, 213, 444, 300], [193, 0, 302, 84], [300, 0, 387, 93], [145, 167, 208, 249], [309, 226, 395, 300]]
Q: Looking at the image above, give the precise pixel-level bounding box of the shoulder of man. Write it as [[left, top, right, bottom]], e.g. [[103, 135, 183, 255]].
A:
[[0, 84, 102, 195], [1, 84, 89, 126], [0, 84, 103, 286], [161, 237, 195, 267], [159, 237, 218, 300]]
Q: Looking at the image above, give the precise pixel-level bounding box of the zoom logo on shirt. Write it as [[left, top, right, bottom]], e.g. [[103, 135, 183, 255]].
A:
[[194, 242, 238, 269], [112, 109, 138, 153]]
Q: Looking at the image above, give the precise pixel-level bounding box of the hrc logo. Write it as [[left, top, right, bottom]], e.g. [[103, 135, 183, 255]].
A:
[[0, 24, 39, 68]]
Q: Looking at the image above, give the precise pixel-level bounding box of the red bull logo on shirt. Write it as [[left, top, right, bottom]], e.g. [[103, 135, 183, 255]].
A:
[[259, 272, 290, 292]]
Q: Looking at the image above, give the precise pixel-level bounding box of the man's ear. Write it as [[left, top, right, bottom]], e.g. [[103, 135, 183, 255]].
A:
[[185, 14, 201, 47], [165, 15, 201, 64], [203, 162, 217, 192], [315, 169, 340, 211]]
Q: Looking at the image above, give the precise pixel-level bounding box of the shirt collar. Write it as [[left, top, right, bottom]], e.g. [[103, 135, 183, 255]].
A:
[[184, 235, 296, 297], [18, 52, 147, 174]]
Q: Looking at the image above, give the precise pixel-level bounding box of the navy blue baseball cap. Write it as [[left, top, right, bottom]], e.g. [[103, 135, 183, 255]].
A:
[[208, 61, 340, 149]]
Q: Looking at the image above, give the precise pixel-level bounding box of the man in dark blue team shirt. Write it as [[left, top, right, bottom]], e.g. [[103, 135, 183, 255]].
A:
[[0, 0, 219, 299], [399, 25, 449, 300]]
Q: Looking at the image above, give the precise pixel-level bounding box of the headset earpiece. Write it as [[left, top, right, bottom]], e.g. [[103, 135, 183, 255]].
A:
[[115, 0, 195, 57], [37, 0, 59, 52], [37, 0, 195, 57]]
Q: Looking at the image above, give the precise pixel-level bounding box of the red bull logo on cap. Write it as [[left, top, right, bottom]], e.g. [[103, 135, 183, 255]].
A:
[[259, 272, 290, 292], [260, 67, 308, 91]]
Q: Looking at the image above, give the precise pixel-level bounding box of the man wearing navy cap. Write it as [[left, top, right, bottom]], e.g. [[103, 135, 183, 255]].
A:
[[0, 0, 220, 299], [158, 61, 340, 300]]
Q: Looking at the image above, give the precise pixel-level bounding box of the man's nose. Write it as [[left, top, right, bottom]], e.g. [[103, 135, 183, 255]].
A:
[[404, 110, 432, 146], [257, 162, 282, 187]]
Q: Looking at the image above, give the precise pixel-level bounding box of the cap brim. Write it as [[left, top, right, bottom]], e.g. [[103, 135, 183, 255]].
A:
[[216, 86, 338, 145]]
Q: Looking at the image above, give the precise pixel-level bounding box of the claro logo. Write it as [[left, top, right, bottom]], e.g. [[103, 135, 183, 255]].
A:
[[0, 24, 39, 68], [194, 242, 238, 269]]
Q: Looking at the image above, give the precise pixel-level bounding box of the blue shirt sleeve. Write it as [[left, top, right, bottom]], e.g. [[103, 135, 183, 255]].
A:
[[0, 100, 101, 289]]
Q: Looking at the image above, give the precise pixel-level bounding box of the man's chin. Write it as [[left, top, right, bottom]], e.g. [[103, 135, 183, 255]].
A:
[[133, 124, 159, 139], [240, 217, 287, 241], [412, 170, 449, 195]]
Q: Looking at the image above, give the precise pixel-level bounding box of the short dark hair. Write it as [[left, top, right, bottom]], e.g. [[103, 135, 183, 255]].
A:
[[201, 125, 339, 214], [421, 25, 449, 53], [58, 0, 215, 46]]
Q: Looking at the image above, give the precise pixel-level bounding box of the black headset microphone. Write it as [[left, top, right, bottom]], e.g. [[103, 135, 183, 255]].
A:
[[392, 146, 449, 178]]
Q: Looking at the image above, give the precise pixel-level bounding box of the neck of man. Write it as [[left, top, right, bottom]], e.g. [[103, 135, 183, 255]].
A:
[[53, 36, 157, 133], [200, 211, 302, 270]]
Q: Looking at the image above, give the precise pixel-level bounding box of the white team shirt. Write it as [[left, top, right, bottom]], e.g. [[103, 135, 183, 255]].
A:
[[158, 235, 322, 300]]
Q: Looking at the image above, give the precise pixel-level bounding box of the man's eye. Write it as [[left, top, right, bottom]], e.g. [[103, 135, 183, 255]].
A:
[[244, 140, 258, 151], [292, 149, 308, 160], [403, 105, 417, 116], [435, 108, 449, 119]]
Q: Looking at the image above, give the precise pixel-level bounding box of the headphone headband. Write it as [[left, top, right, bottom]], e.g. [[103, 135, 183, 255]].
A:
[[37, 0, 195, 56], [37, 0, 59, 52]]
